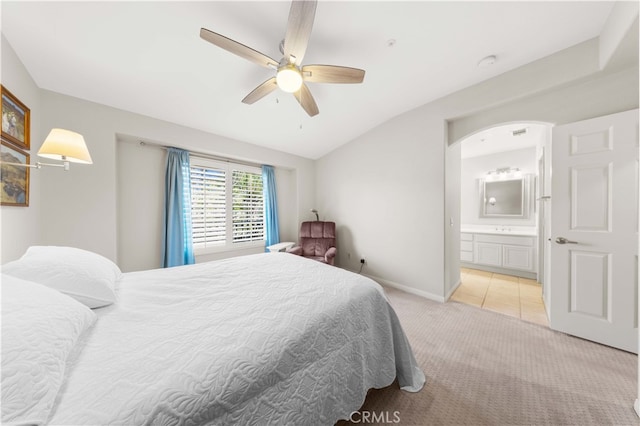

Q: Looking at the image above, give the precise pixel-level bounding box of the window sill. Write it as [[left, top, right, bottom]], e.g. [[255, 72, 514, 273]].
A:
[[194, 241, 265, 257], [195, 244, 266, 264]]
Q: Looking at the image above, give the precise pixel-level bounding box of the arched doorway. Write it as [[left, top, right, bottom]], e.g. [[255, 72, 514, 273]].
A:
[[446, 121, 552, 326]]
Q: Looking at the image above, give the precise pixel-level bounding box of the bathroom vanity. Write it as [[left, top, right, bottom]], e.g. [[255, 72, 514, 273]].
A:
[[460, 227, 537, 279], [461, 171, 537, 279]]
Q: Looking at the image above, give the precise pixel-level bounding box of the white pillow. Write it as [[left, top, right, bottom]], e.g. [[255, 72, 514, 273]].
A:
[[2, 246, 121, 308], [1, 274, 96, 425]]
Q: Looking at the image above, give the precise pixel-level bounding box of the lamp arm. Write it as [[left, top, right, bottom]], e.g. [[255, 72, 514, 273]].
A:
[[0, 161, 39, 169], [38, 161, 70, 171], [0, 160, 70, 171]]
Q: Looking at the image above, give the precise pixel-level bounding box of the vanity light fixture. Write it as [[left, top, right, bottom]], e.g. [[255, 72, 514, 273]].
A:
[[485, 167, 521, 181], [1, 128, 92, 171]]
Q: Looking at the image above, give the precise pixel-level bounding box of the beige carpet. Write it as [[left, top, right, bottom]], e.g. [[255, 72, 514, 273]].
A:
[[339, 286, 638, 426]]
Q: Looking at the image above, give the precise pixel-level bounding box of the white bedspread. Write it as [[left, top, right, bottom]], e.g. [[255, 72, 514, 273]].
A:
[[48, 253, 425, 425]]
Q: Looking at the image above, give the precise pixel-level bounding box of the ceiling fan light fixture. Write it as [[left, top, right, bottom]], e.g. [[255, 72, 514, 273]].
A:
[[200, 0, 363, 117], [276, 64, 303, 93]]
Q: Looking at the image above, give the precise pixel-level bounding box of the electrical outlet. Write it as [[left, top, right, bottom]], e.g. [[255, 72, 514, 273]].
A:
[[360, 258, 366, 265]]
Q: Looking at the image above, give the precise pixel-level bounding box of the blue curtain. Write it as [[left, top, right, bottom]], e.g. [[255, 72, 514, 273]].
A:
[[162, 148, 195, 267], [262, 165, 280, 251]]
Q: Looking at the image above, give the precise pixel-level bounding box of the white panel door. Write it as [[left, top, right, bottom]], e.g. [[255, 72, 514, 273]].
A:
[[550, 109, 638, 353]]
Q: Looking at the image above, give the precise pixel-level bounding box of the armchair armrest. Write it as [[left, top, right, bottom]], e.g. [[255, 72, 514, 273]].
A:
[[287, 246, 303, 256], [325, 247, 337, 265]]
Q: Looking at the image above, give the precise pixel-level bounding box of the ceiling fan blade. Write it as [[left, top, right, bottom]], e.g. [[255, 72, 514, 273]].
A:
[[293, 83, 319, 117], [200, 28, 278, 69], [302, 65, 366, 84], [242, 78, 278, 104], [283, 0, 317, 65]]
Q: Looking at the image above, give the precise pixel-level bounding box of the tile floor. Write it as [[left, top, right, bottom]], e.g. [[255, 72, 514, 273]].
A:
[[451, 267, 549, 327]]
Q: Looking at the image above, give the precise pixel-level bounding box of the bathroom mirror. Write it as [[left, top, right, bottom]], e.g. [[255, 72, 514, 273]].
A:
[[479, 175, 531, 218]]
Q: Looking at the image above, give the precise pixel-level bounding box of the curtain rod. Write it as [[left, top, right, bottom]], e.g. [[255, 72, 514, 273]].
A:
[[137, 140, 264, 169]]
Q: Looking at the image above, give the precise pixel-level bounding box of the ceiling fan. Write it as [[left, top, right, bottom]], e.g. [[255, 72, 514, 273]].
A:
[[200, 0, 365, 117]]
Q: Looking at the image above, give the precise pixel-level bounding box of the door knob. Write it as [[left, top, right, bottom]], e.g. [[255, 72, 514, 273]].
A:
[[555, 237, 578, 244]]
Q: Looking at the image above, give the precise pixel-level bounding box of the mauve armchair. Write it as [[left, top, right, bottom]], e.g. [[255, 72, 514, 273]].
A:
[[287, 221, 337, 265]]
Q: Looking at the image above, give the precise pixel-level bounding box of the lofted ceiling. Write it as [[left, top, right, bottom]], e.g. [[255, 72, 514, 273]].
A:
[[1, 1, 614, 159]]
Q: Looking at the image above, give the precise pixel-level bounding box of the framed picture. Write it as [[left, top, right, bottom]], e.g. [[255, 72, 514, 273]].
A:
[[1, 141, 30, 206], [1, 85, 30, 150]]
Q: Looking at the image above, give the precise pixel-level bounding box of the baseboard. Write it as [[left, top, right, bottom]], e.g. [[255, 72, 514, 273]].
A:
[[460, 262, 537, 280], [445, 279, 462, 301], [362, 273, 445, 303]]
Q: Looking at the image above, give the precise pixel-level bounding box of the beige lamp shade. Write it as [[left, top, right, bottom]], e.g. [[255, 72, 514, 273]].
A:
[[37, 128, 93, 164]]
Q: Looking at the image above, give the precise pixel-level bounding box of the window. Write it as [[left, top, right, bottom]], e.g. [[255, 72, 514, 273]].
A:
[[190, 157, 264, 252], [231, 169, 264, 243]]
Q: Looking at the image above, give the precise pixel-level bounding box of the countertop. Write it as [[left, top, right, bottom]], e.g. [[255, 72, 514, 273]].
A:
[[460, 226, 537, 237]]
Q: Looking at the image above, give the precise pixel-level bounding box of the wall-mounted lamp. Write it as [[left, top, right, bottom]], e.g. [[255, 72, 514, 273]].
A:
[[311, 209, 319, 221], [1, 128, 92, 171]]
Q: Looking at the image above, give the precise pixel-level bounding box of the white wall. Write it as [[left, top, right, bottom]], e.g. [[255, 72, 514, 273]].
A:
[[116, 139, 164, 272], [0, 35, 42, 263], [316, 105, 448, 301], [599, 4, 639, 69], [116, 138, 301, 272], [449, 66, 639, 146], [444, 140, 461, 298], [34, 90, 314, 270], [460, 147, 537, 227]]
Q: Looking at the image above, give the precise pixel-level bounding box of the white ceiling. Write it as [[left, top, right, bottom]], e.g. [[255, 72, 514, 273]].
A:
[[1, 1, 614, 159], [460, 123, 546, 159]]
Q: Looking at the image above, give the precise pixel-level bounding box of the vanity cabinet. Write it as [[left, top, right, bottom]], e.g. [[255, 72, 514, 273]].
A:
[[460, 233, 474, 262], [460, 231, 536, 279], [502, 244, 534, 271], [475, 242, 502, 266]]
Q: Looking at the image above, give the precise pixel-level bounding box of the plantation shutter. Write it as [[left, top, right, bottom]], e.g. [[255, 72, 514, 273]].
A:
[[232, 169, 264, 243], [190, 166, 226, 248]]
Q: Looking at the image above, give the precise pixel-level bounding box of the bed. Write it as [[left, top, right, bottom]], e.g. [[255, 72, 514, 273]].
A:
[[2, 246, 425, 425]]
